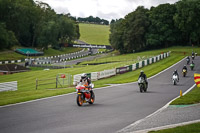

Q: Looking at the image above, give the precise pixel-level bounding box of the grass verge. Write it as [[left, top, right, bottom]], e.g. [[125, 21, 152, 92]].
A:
[[170, 86, 200, 105], [149, 122, 200, 133]]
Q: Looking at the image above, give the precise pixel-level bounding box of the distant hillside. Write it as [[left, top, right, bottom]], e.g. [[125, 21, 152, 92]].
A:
[[79, 23, 110, 45], [77, 16, 109, 25]]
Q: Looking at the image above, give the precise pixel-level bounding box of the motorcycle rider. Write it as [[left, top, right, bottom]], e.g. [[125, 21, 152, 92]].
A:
[[186, 56, 190, 64], [182, 65, 187, 72], [80, 73, 92, 101], [172, 70, 179, 81], [192, 51, 195, 59], [190, 61, 195, 68], [138, 70, 148, 88], [192, 51, 195, 56], [80, 73, 91, 86]]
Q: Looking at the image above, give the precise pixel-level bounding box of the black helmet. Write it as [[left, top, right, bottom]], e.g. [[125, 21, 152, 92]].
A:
[[81, 73, 87, 80]]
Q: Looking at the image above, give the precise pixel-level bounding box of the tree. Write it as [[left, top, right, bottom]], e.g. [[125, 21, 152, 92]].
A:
[[0, 0, 80, 49], [123, 6, 150, 52], [174, 0, 200, 45], [146, 4, 178, 48], [37, 21, 59, 49], [57, 15, 80, 44], [109, 7, 150, 54], [109, 19, 125, 54], [0, 23, 18, 50]]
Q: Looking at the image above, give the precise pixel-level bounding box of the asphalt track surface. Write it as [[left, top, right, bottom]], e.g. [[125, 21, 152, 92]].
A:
[[0, 56, 199, 133]]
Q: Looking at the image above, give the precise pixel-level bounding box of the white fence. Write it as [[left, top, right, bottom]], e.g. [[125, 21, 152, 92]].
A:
[[73, 69, 116, 85], [0, 81, 18, 92], [98, 69, 116, 79], [73, 52, 170, 85]]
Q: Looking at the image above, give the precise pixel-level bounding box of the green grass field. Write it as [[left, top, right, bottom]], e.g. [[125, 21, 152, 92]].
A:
[[79, 23, 110, 45], [0, 46, 199, 106]]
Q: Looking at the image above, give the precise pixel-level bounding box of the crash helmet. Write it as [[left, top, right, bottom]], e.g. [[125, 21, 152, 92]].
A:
[[174, 69, 177, 73], [81, 73, 87, 80], [140, 70, 144, 74]]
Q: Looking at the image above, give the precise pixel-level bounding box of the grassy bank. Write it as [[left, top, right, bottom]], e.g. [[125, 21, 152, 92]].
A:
[[170, 86, 200, 105], [79, 23, 110, 45], [0, 46, 199, 106], [149, 122, 200, 133]]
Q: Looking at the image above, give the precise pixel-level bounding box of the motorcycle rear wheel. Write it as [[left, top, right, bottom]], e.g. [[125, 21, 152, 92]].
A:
[[77, 94, 84, 106]]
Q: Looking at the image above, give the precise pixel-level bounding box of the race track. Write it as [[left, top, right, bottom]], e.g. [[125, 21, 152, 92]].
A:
[[0, 56, 199, 133]]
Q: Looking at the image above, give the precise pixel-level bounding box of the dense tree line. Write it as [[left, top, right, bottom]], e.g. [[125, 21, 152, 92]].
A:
[[0, 0, 80, 50], [78, 16, 109, 25], [110, 0, 200, 54]]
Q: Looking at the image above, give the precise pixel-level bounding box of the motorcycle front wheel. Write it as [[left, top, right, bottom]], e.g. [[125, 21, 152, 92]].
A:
[[173, 80, 176, 85], [77, 94, 84, 106], [89, 91, 95, 104], [183, 72, 186, 77], [139, 84, 144, 93]]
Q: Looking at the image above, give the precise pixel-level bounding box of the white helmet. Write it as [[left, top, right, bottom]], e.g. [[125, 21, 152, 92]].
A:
[[81, 73, 87, 80]]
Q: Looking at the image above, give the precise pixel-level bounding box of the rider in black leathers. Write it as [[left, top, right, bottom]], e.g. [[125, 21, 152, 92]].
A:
[[182, 65, 187, 72], [138, 70, 148, 88], [186, 56, 190, 64], [172, 70, 179, 81]]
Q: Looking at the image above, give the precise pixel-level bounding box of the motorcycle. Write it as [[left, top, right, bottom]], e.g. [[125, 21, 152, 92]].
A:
[[172, 74, 178, 85], [182, 69, 187, 77], [190, 63, 195, 70], [186, 58, 190, 65], [138, 77, 147, 92], [76, 82, 95, 106], [192, 55, 195, 60]]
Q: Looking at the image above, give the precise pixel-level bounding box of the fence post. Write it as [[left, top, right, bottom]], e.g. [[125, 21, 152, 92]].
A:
[[56, 76, 58, 88], [36, 78, 38, 90]]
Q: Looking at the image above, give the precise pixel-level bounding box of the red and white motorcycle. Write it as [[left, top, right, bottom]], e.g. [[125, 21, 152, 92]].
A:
[[75, 82, 95, 106]]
